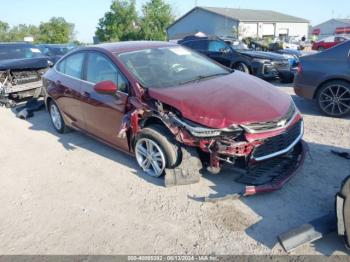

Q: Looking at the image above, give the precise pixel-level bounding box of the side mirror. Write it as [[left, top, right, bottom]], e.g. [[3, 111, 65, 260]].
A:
[[94, 80, 118, 94], [47, 60, 54, 68]]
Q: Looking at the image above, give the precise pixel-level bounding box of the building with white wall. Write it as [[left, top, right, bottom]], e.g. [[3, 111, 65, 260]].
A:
[[167, 6, 309, 40]]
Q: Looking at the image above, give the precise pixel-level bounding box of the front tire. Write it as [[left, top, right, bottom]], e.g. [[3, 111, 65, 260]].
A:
[[134, 125, 180, 177], [316, 80, 350, 117], [49, 100, 68, 133], [233, 62, 250, 73]]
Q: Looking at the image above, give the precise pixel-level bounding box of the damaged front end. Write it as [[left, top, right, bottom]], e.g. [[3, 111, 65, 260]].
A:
[[123, 97, 306, 195], [0, 69, 48, 107], [153, 100, 307, 195]]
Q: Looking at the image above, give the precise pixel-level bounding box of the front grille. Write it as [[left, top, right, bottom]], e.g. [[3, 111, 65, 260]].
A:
[[252, 120, 302, 159], [242, 103, 296, 133], [236, 141, 303, 186], [272, 61, 291, 71]]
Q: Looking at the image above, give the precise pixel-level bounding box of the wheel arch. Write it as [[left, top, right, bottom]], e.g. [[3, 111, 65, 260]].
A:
[[45, 96, 53, 111], [132, 116, 174, 149], [231, 61, 252, 73], [314, 78, 350, 99]]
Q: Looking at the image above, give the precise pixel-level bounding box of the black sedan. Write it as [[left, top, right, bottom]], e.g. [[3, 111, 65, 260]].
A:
[[178, 35, 294, 83], [294, 40, 350, 117]]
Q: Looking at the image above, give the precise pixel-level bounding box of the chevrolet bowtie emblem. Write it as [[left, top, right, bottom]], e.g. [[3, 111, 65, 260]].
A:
[[277, 119, 287, 127]]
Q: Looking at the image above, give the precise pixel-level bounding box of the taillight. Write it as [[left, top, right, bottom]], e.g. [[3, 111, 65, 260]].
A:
[[297, 63, 303, 74]]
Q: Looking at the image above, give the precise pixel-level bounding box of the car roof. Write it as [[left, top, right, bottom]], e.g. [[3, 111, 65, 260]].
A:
[[89, 41, 178, 54], [37, 44, 75, 47], [180, 35, 220, 42], [0, 42, 34, 46]]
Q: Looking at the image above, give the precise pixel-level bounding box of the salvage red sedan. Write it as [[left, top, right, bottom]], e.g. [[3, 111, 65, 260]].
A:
[[43, 41, 306, 195]]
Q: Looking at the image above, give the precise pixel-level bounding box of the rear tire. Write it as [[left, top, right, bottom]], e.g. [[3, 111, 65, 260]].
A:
[[316, 80, 350, 117], [134, 125, 181, 177], [48, 100, 68, 133]]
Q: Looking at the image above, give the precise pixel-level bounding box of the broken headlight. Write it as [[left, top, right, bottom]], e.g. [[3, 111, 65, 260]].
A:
[[171, 114, 243, 138]]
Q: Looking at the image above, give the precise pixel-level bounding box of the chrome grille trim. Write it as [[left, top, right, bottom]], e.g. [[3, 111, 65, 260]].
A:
[[252, 121, 304, 161]]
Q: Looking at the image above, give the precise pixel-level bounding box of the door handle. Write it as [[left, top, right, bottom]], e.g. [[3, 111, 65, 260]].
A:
[[55, 80, 61, 86]]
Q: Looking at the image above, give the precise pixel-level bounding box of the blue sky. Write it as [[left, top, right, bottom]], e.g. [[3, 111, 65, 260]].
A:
[[1, 0, 350, 42]]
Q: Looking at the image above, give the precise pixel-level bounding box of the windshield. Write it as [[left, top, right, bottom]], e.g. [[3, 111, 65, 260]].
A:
[[0, 45, 44, 60], [117, 46, 230, 88]]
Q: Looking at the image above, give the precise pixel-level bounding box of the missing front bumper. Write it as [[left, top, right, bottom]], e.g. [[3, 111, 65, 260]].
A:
[[237, 140, 307, 196]]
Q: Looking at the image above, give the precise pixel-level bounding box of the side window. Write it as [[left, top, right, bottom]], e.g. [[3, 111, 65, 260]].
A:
[[191, 40, 208, 51], [182, 41, 194, 48], [208, 40, 227, 52], [117, 74, 128, 93], [56, 59, 64, 72], [86, 52, 128, 93], [56, 52, 85, 79], [43, 47, 51, 56]]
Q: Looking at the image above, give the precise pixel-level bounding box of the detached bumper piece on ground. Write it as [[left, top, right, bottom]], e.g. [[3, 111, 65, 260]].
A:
[[278, 213, 336, 253], [277, 176, 350, 253]]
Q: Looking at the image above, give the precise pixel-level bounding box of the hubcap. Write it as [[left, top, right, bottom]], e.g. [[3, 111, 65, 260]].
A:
[[50, 104, 62, 130], [319, 85, 350, 116], [135, 138, 166, 177]]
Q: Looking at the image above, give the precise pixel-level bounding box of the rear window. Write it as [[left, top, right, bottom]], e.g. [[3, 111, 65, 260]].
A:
[[182, 40, 207, 51], [56, 52, 85, 79], [0, 45, 43, 60]]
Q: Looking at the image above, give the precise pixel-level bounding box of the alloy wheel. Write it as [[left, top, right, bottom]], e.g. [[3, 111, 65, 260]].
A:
[[135, 138, 166, 177], [318, 84, 350, 116], [235, 63, 249, 73], [50, 103, 62, 130]]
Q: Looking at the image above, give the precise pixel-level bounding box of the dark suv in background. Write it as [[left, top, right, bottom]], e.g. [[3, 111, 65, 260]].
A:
[[178, 35, 294, 83]]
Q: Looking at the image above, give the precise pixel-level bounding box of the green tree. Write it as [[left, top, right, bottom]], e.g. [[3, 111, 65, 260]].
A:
[[95, 0, 139, 42], [0, 20, 10, 41], [139, 0, 174, 41], [38, 17, 75, 43], [8, 24, 40, 42]]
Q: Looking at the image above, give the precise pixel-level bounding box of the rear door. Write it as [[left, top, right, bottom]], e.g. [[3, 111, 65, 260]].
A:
[[51, 51, 86, 129], [80, 51, 130, 151]]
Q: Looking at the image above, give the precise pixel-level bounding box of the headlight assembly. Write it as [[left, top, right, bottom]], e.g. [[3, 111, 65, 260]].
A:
[[252, 58, 272, 64], [170, 114, 243, 138]]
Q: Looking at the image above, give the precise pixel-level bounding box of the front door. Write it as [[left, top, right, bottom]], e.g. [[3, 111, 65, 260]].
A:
[[80, 51, 130, 152], [206, 40, 232, 68]]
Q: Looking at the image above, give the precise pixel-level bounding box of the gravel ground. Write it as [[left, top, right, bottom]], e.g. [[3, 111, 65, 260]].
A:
[[0, 83, 349, 255]]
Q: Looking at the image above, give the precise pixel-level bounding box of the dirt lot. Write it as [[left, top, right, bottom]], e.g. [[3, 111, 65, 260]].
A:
[[0, 83, 349, 255]]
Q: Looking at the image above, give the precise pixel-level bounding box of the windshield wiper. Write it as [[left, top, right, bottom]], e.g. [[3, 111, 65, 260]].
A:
[[179, 72, 229, 85]]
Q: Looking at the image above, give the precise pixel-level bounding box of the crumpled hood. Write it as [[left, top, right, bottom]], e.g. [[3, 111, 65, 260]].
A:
[[148, 71, 292, 129], [0, 57, 49, 71], [238, 50, 287, 61]]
